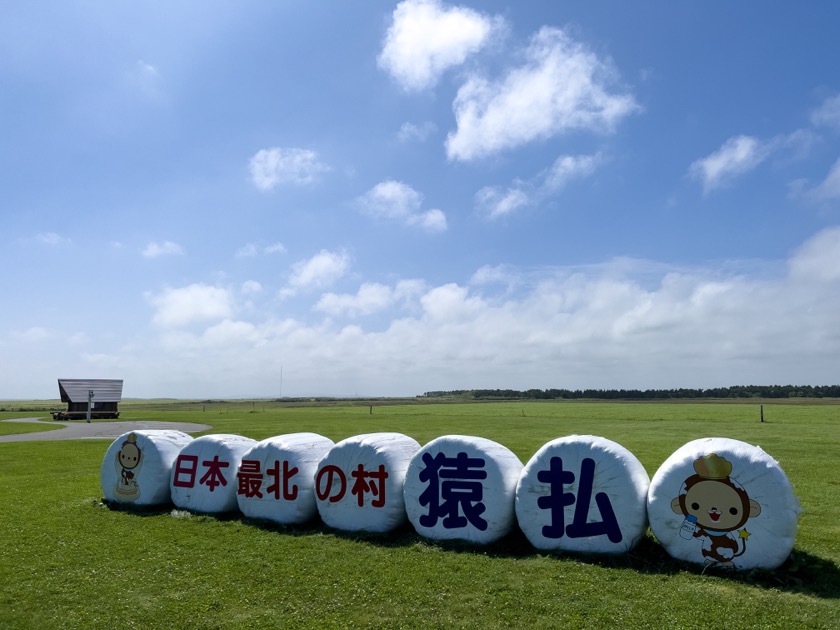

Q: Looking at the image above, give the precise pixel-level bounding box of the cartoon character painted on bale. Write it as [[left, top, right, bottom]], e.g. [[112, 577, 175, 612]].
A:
[[671, 453, 761, 567], [114, 433, 143, 502]]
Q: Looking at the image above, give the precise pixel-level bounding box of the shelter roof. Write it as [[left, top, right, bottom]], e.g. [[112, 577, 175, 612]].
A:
[[58, 379, 124, 403]]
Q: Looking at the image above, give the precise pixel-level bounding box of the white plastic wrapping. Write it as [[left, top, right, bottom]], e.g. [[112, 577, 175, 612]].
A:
[[315, 432, 421, 533], [647, 437, 799, 570], [169, 434, 257, 514], [236, 432, 335, 525], [101, 430, 194, 506], [515, 435, 650, 554], [404, 435, 524, 545]]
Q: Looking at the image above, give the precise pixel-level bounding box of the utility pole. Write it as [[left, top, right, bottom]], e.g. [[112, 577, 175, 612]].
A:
[[86, 389, 94, 423]]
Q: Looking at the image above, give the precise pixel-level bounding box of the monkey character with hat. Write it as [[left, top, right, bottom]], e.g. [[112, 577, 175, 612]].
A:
[[671, 453, 761, 567]]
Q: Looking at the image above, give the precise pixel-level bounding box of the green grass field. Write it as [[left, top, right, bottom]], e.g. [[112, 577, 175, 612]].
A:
[[1, 400, 838, 628]]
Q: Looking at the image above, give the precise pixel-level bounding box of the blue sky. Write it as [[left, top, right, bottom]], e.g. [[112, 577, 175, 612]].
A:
[[3, 1, 840, 399]]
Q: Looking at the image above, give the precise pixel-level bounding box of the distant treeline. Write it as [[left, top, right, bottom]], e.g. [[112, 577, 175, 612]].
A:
[[421, 385, 840, 400]]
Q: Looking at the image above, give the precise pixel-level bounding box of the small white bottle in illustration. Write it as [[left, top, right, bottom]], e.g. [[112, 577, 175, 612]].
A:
[[679, 514, 697, 539]]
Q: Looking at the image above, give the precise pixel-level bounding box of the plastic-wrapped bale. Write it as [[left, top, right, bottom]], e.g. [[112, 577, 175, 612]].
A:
[[647, 437, 800, 570], [515, 435, 650, 554], [236, 433, 335, 525], [403, 435, 523, 545], [314, 432, 420, 533], [101, 430, 194, 507], [169, 434, 258, 514]]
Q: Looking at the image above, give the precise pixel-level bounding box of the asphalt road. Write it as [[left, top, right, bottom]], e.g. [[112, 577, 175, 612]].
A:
[[0, 417, 213, 443]]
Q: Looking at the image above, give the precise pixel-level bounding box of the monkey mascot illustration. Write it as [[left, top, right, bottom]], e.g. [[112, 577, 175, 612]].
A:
[[114, 433, 143, 502], [671, 453, 761, 567]]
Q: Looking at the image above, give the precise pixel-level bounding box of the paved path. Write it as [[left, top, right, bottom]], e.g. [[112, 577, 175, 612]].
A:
[[0, 417, 213, 443]]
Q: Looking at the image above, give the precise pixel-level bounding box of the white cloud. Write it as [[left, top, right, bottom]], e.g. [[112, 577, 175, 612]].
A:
[[235, 243, 258, 258], [358, 180, 421, 219], [691, 128, 822, 194], [142, 241, 184, 258], [15, 226, 840, 398], [393, 278, 427, 301], [157, 319, 266, 352], [410, 208, 448, 232], [241, 280, 263, 295], [688, 135, 771, 193], [809, 157, 840, 201], [201, 319, 263, 348], [357, 180, 447, 231], [811, 94, 840, 131], [446, 27, 638, 161], [788, 226, 840, 283], [249, 147, 329, 190], [316, 280, 425, 317], [420, 283, 483, 322], [264, 242, 287, 254], [475, 152, 602, 219], [36, 232, 69, 245], [281, 249, 350, 298], [147, 283, 234, 327], [777, 129, 820, 160], [475, 186, 530, 219], [378, 0, 502, 92], [46, 226, 836, 398], [470, 264, 518, 288], [316, 283, 395, 317], [544, 153, 601, 190], [397, 121, 437, 143]]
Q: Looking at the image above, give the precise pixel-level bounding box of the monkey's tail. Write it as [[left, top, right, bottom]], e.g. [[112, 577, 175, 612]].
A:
[[732, 531, 748, 558]]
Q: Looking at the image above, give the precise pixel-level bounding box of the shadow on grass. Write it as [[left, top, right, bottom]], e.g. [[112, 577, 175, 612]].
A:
[[101, 498, 840, 599]]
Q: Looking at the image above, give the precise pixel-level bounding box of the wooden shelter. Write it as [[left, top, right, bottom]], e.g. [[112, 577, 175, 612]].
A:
[[51, 378, 123, 420]]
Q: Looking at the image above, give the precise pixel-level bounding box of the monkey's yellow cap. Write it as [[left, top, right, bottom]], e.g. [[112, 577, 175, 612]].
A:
[[693, 453, 732, 479]]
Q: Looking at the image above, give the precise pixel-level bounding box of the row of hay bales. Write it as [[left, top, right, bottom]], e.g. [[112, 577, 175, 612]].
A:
[[102, 431, 799, 570]]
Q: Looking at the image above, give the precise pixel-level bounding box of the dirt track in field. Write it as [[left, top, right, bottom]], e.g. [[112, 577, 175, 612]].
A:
[[0, 417, 213, 443]]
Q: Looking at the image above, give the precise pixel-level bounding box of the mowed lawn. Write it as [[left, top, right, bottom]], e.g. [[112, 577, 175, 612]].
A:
[[1, 400, 838, 629]]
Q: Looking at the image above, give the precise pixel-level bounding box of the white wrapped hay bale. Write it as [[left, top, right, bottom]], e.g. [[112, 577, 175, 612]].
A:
[[169, 434, 257, 514], [515, 435, 650, 554], [236, 432, 335, 525], [647, 437, 799, 570], [404, 435, 524, 545], [315, 432, 420, 533], [101, 430, 194, 507]]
